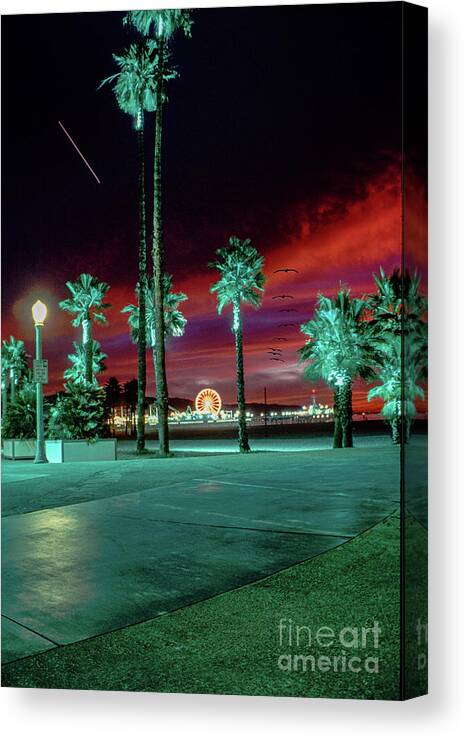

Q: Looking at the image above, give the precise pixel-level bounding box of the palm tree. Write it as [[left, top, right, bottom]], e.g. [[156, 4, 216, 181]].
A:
[[122, 275, 187, 408], [64, 340, 107, 386], [2, 336, 28, 403], [367, 332, 425, 443], [369, 267, 425, 325], [367, 268, 427, 442], [209, 236, 265, 453], [300, 289, 375, 448], [100, 41, 161, 453], [124, 9, 192, 456], [59, 274, 110, 384]]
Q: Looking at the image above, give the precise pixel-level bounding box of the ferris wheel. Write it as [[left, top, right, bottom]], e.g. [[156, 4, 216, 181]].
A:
[[195, 388, 222, 415]]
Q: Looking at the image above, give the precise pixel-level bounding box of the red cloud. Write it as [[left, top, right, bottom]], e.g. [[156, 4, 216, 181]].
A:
[[3, 164, 427, 410]]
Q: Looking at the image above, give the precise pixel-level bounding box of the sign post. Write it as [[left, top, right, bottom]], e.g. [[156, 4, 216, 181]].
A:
[[33, 359, 48, 384]]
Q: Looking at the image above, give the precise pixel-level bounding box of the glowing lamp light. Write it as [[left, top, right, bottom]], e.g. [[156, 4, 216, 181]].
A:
[[32, 300, 47, 326]]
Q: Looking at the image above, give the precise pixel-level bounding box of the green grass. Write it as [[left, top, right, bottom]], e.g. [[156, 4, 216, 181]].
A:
[[2, 514, 427, 699]]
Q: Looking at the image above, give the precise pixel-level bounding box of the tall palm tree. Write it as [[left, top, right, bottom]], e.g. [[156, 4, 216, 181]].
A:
[[124, 9, 192, 456], [122, 275, 187, 406], [59, 274, 110, 384], [100, 41, 165, 452], [64, 340, 107, 386], [2, 336, 28, 403], [209, 236, 265, 453], [367, 268, 427, 442], [300, 289, 375, 448]]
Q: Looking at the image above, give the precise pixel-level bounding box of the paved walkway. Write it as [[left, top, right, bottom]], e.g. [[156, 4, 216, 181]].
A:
[[118, 432, 392, 455], [2, 442, 425, 664]]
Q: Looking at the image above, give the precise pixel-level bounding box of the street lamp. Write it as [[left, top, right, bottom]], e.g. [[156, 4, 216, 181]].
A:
[[32, 300, 48, 464]]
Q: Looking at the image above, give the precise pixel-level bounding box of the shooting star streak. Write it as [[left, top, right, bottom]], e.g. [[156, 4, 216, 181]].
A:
[[58, 120, 101, 184]]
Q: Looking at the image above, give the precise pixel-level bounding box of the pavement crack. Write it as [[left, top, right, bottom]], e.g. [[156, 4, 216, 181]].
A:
[[1, 613, 59, 646], [108, 512, 351, 539]]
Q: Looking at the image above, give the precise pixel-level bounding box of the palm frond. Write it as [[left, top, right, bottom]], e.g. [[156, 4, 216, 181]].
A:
[[2, 336, 29, 381], [99, 41, 176, 123], [209, 236, 265, 319], [64, 340, 107, 385], [59, 273, 110, 325], [124, 9, 193, 41], [122, 275, 187, 347], [299, 288, 374, 388]]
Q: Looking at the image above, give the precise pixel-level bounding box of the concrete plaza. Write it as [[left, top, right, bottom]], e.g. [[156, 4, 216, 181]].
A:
[[2, 435, 424, 666]]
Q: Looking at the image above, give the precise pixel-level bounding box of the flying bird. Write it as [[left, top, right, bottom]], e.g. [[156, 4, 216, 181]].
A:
[[270, 357, 285, 362], [267, 350, 282, 355], [272, 337, 288, 342], [273, 268, 299, 273], [279, 308, 298, 313], [58, 121, 101, 184], [267, 347, 283, 352], [272, 295, 294, 300], [279, 322, 298, 327]]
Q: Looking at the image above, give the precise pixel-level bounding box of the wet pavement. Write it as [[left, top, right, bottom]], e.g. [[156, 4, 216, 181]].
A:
[[1, 439, 422, 664]]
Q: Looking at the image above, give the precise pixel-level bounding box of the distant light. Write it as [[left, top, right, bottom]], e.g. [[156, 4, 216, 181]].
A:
[[32, 300, 47, 326], [195, 388, 222, 415]]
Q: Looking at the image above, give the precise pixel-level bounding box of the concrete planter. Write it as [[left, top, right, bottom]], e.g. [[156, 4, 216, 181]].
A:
[[3, 439, 36, 460], [45, 439, 117, 463]]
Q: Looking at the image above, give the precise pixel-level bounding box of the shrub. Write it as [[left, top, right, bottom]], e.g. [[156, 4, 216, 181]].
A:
[[47, 382, 107, 441], [2, 379, 36, 438]]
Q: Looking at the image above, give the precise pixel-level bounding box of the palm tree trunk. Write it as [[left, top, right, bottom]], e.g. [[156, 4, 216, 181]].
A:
[[136, 117, 147, 453], [390, 418, 401, 444], [151, 345, 159, 431], [153, 39, 170, 456], [233, 303, 250, 453], [405, 417, 412, 444], [83, 317, 92, 384], [340, 379, 353, 448], [10, 370, 16, 402], [333, 387, 342, 448], [390, 400, 402, 444], [2, 379, 8, 417]]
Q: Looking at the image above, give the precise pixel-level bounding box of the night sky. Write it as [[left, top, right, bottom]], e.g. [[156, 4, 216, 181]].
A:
[[1, 3, 427, 407]]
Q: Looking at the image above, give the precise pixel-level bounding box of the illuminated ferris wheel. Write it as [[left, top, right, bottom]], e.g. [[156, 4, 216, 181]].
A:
[[195, 388, 222, 415]]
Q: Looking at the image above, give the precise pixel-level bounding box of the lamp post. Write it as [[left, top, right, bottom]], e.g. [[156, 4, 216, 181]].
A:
[[32, 300, 48, 464]]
